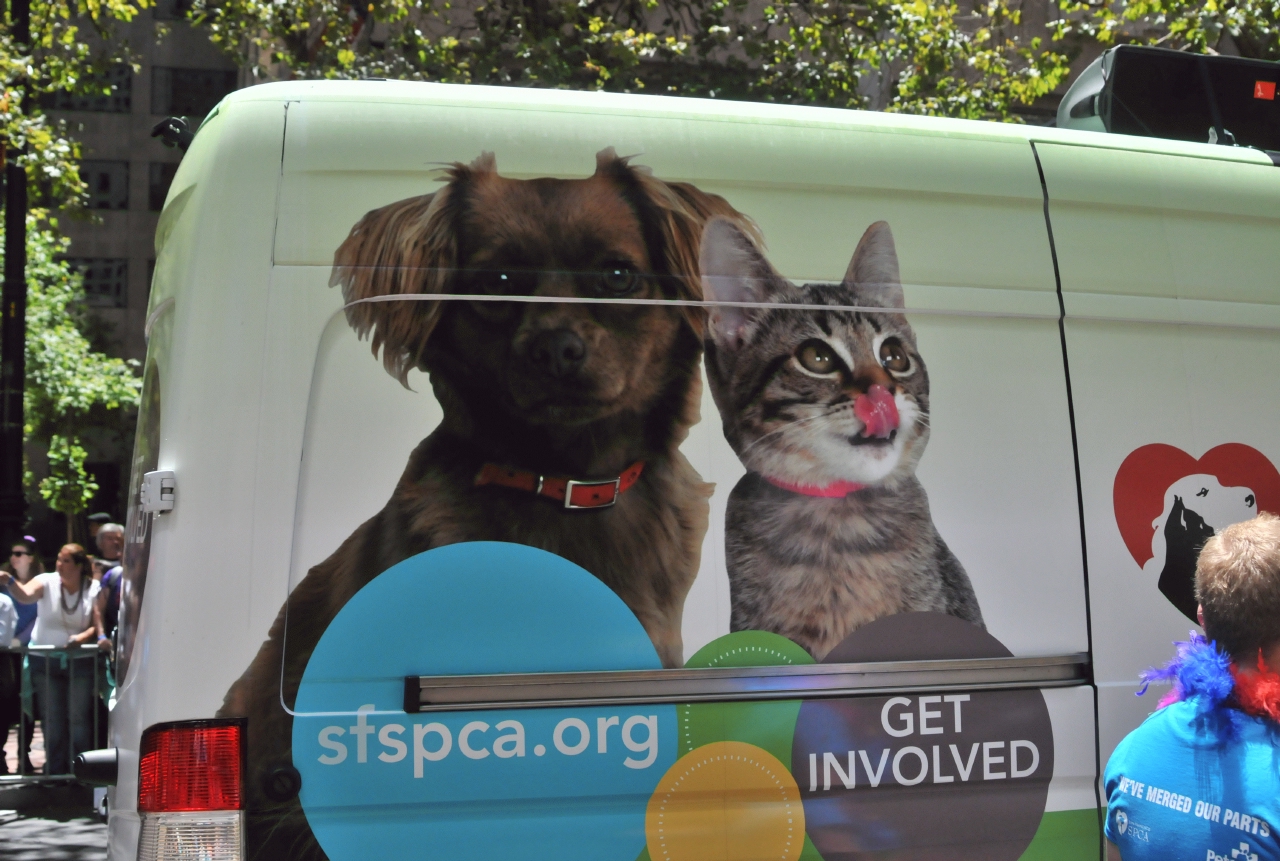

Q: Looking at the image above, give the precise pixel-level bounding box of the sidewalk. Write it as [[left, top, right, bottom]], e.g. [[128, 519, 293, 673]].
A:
[[0, 728, 107, 859], [0, 810, 106, 860], [0, 783, 106, 860]]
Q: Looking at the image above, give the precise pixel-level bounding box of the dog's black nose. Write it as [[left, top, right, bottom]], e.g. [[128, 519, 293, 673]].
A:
[[529, 329, 586, 377]]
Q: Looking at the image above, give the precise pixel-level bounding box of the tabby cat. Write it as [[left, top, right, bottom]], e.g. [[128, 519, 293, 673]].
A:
[[699, 217, 983, 660]]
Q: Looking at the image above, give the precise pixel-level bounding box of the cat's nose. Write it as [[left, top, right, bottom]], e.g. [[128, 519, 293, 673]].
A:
[[529, 329, 587, 377], [855, 384, 899, 438]]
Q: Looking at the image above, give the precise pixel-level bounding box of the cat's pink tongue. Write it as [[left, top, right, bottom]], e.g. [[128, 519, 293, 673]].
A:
[[854, 385, 899, 438]]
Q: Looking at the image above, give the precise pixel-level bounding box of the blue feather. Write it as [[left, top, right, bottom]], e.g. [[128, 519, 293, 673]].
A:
[[1139, 632, 1234, 710]]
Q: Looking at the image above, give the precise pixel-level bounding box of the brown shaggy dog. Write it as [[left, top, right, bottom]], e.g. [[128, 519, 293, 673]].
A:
[[219, 149, 756, 860]]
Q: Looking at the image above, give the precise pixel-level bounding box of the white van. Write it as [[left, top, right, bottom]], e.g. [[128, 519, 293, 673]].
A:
[[97, 80, 1280, 861]]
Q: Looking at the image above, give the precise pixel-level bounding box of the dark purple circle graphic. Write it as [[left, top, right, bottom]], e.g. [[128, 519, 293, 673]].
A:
[[791, 613, 1053, 861]]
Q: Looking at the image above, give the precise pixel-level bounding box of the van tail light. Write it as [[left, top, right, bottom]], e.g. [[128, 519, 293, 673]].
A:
[[137, 720, 246, 861]]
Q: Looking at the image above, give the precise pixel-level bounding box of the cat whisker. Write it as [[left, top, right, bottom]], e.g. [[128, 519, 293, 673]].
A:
[[739, 410, 844, 460]]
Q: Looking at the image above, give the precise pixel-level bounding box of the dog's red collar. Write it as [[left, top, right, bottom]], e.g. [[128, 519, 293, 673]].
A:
[[474, 461, 645, 509]]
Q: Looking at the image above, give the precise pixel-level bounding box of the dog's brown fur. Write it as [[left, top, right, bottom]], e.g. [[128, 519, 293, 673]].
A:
[[218, 150, 757, 860]]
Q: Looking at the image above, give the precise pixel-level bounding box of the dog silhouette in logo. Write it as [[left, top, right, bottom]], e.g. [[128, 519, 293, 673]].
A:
[[1150, 474, 1255, 622]]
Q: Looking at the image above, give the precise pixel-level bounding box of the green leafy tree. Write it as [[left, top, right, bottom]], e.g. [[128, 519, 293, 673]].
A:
[[1057, 0, 1280, 61], [4, 217, 143, 541], [2, 0, 154, 205], [743, 0, 1069, 116], [3, 0, 149, 532], [191, 0, 1069, 120], [40, 435, 98, 531]]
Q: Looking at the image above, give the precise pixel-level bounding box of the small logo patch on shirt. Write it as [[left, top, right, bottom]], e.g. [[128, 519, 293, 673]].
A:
[[1206, 841, 1259, 861], [1117, 810, 1152, 844]]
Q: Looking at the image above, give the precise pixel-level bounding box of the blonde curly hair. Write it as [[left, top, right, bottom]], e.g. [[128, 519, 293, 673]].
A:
[[1196, 512, 1280, 662]]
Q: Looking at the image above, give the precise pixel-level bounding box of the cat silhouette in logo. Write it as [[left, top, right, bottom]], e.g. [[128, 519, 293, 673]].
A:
[[1150, 474, 1256, 621]]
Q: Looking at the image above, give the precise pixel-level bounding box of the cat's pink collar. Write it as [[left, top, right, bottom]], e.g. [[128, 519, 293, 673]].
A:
[[763, 475, 866, 497]]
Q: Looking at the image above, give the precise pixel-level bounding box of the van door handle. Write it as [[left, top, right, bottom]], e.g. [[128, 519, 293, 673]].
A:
[[403, 652, 1091, 713], [140, 470, 176, 512]]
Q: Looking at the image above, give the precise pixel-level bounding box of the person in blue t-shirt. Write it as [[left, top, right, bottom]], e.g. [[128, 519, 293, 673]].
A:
[[1105, 513, 1280, 861], [1, 537, 43, 774]]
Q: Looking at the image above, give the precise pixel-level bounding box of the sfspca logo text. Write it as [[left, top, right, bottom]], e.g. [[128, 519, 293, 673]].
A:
[[314, 705, 661, 775], [1115, 810, 1151, 843], [1206, 841, 1258, 861]]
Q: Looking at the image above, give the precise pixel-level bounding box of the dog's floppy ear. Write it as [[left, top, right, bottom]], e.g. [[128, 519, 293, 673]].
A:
[[330, 152, 496, 385], [593, 148, 761, 336]]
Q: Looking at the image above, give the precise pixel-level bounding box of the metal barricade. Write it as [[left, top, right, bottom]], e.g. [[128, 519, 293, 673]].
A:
[[0, 643, 108, 782]]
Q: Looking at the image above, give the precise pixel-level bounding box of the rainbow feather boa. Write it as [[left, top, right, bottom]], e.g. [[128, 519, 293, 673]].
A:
[[1139, 632, 1280, 726]]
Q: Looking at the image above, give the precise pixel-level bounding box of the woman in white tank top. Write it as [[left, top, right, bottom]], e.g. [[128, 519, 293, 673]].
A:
[[1, 544, 101, 774]]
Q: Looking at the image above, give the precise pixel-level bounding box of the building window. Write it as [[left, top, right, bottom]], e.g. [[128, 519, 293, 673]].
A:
[[149, 162, 180, 211], [42, 64, 132, 113], [152, 0, 194, 19], [80, 161, 130, 210], [63, 258, 129, 309], [151, 68, 237, 117]]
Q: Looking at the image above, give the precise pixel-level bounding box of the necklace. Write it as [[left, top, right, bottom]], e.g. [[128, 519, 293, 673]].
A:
[[59, 576, 85, 615]]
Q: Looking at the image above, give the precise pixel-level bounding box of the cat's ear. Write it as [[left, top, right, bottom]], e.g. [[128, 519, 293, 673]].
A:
[[700, 216, 775, 348], [845, 221, 904, 309]]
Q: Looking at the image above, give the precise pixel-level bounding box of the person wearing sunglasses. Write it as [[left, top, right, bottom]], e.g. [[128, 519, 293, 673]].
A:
[[0, 538, 42, 773], [3, 540, 43, 643]]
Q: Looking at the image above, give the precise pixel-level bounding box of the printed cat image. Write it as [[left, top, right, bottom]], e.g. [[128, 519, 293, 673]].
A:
[[699, 217, 983, 659]]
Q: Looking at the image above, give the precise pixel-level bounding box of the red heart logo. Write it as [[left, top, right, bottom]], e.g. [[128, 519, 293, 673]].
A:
[[1113, 443, 1280, 569]]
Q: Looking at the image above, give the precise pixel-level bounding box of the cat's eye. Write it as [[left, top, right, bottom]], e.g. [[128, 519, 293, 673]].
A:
[[879, 338, 911, 374], [598, 264, 638, 295], [796, 340, 839, 375]]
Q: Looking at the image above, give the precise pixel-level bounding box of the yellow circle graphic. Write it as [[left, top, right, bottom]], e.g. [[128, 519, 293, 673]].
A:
[[645, 740, 804, 861]]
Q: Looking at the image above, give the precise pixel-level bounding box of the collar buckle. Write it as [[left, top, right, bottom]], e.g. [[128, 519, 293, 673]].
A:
[[564, 477, 621, 509]]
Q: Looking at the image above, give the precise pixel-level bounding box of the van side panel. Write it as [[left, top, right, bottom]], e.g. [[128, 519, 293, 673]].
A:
[[260, 91, 1089, 861], [123, 83, 1106, 861]]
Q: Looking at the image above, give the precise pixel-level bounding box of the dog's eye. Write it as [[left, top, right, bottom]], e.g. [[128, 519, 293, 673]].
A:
[[879, 338, 911, 374], [474, 271, 510, 294], [796, 340, 839, 375], [598, 266, 637, 296], [475, 270, 534, 295]]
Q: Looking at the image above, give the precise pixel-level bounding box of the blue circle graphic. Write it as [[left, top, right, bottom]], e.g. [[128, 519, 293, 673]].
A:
[[293, 542, 676, 861]]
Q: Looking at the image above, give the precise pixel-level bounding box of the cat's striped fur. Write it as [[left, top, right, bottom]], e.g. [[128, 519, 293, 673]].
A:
[[699, 218, 983, 659]]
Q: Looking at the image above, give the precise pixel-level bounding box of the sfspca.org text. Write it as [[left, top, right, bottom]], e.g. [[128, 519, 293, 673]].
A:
[[315, 705, 660, 776], [806, 695, 1042, 790]]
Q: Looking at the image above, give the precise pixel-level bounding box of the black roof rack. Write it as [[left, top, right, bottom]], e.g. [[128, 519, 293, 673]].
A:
[[1059, 45, 1280, 155]]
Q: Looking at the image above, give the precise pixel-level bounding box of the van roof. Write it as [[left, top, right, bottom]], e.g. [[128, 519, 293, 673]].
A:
[[216, 79, 1275, 167]]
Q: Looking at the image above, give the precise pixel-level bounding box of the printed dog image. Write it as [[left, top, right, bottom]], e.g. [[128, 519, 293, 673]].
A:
[[218, 149, 756, 860], [1150, 474, 1256, 621], [699, 217, 983, 660]]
